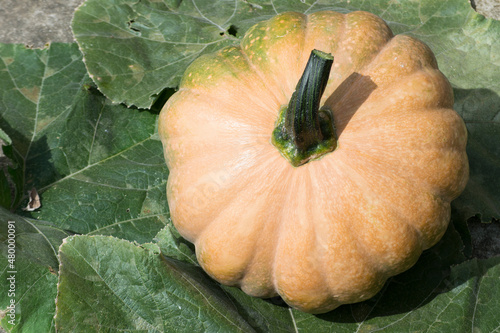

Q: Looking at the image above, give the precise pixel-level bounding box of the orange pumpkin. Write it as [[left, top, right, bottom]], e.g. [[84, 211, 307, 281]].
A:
[[158, 10, 469, 313]]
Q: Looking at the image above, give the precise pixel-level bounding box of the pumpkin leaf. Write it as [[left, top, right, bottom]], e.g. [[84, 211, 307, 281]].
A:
[[154, 223, 198, 266], [55, 235, 258, 332], [0, 208, 68, 332], [0, 128, 11, 145], [0, 130, 14, 209], [0, 43, 170, 243], [453, 87, 500, 223]]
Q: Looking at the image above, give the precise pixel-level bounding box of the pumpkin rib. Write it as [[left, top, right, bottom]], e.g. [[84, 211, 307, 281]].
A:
[[321, 34, 440, 126], [337, 149, 443, 253], [161, 87, 279, 173], [337, 63, 468, 200], [338, 127, 465, 207], [315, 154, 424, 279], [205, 46, 285, 116], [236, 48, 288, 109], [356, 34, 439, 90], [331, 101, 464, 246], [165, 135, 261, 180], [195, 152, 288, 291], [168, 144, 278, 241], [307, 166, 346, 311], [181, 47, 284, 120], [318, 92, 458, 255], [237, 46, 287, 107], [173, 89, 276, 137], [315, 204, 385, 305], [333, 76, 467, 202], [332, 68, 454, 138], [299, 10, 346, 69], [261, 161, 297, 300], [321, 14, 395, 121], [323, 45, 443, 138], [306, 164, 363, 310], [308, 160, 387, 307], [239, 159, 295, 297], [306, 167, 346, 311], [343, 11, 393, 67], [194, 164, 274, 286], [195, 89, 279, 127], [271, 167, 336, 312], [239, 12, 308, 103], [342, 137, 465, 213], [272, 159, 387, 310], [322, 11, 393, 95], [179, 44, 286, 115]]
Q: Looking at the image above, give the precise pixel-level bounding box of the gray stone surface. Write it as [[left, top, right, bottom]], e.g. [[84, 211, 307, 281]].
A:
[[0, 0, 84, 47], [472, 0, 500, 18]]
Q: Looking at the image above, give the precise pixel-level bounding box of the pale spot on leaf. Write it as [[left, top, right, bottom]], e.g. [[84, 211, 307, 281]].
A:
[[129, 63, 145, 82], [44, 66, 59, 78], [2, 57, 14, 65], [20, 86, 40, 103], [36, 116, 57, 132]]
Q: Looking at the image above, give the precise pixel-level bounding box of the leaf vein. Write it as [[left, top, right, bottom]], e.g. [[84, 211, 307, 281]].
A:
[[67, 239, 157, 330], [39, 136, 154, 192], [87, 214, 167, 235]]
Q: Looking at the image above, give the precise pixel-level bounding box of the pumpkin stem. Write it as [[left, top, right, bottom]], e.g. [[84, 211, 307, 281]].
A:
[[272, 49, 337, 167]]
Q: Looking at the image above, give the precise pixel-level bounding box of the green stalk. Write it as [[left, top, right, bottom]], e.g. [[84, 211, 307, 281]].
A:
[[271, 49, 337, 167]]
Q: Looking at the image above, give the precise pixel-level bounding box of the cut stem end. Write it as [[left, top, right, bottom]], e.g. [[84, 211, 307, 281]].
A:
[[271, 50, 337, 167]]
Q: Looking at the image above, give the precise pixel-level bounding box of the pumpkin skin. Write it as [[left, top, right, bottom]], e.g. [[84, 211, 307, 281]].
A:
[[158, 11, 469, 313]]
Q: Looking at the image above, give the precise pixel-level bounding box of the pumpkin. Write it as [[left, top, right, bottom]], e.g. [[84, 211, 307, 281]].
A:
[[158, 10, 469, 313]]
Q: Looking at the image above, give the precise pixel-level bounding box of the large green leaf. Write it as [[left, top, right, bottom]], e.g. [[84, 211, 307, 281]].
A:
[[0, 208, 69, 332], [0, 130, 13, 209], [453, 88, 500, 223], [154, 222, 198, 266], [0, 43, 170, 243], [55, 235, 257, 332]]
